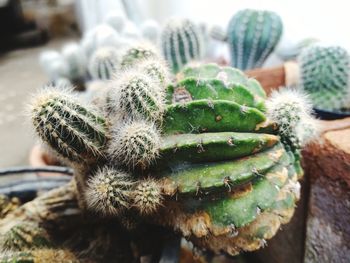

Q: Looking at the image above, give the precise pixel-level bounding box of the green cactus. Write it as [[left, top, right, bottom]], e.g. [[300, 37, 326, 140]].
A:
[[89, 47, 120, 80], [111, 71, 165, 122], [298, 45, 350, 112], [119, 43, 159, 69], [30, 88, 108, 163], [227, 9, 283, 70], [0, 249, 78, 263], [161, 18, 203, 73], [26, 62, 317, 258], [1, 223, 51, 251]]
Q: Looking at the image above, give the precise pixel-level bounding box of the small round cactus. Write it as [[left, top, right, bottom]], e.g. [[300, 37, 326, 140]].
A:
[[227, 9, 283, 70], [161, 18, 204, 73], [111, 71, 165, 121], [85, 167, 134, 215], [108, 120, 160, 169], [30, 88, 108, 163], [89, 47, 120, 80], [39, 50, 68, 81], [141, 19, 160, 44], [299, 45, 350, 112], [61, 42, 87, 81], [119, 42, 159, 69], [104, 11, 127, 33], [266, 88, 314, 147], [136, 58, 170, 86], [132, 179, 163, 215]]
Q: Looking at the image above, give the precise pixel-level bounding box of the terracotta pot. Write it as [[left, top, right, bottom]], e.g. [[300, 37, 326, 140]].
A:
[[29, 144, 67, 177]]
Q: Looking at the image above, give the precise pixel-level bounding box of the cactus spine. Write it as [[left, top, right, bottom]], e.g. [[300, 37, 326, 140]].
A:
[[89, 47, 120, 80], [133, 179, 163, 215], [30, 88, 108, 163], [161, 18, 203, 73], [299, 45, 350, 112], [119, 43, 159, 69], [227, 9, 283, 70]]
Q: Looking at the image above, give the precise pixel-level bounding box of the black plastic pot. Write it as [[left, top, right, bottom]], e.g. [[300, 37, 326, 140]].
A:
[[313, 108, 350, 120]]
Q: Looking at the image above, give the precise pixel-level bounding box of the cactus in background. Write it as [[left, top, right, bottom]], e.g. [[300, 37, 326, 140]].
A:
[[89, 47, 120, 80], [39, 50, 69, 82], [108, 120, 160, 169], [299, 45, 350, 112], [161, 18, 204, 73], [227, 9, 283, 70], [61, 42, 87, 81], [141, 19, 160, 44], [30, 88, 108, 163], [111, 70, 165, 121], [119, 42, 159, 69], [1, 223, 51, 251], [85, 167, 134, 215], [104, 12, 127, 33]]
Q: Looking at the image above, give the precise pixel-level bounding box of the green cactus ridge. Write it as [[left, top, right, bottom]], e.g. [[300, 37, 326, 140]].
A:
[[158, 143, 287, 196], [170, 77, 265, 111], [179, 63, 267, 99], [163, 99, 266, 135], [159, 132, 278, 166], [299, 45, 350, 111], [227, 9, 283, 70], [1, 223, 51, 251], [161, 18, 203, 73], [31, 90, 108, 163]]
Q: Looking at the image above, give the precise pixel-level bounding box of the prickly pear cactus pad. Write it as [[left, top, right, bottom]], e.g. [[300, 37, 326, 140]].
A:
[[3, 57, 318, 260], [227, 9, 283, 70]]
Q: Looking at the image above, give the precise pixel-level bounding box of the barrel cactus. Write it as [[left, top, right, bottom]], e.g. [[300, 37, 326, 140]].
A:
[[2, 58, 317, 260], [227, 9, 283, 70], [161, 18, 204, 73], [298, 45, 350, 112]]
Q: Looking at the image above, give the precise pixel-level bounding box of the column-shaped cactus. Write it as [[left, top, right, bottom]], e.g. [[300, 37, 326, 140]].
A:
[[298, 45, 350, 112], [61, 42, 87, 82], [161, 18, 204, 73], [30, 88, 108, 164], [227, 9, 283, 70], [89, 47, 120, 80]]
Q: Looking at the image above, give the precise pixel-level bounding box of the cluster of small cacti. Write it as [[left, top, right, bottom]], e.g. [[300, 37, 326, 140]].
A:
[[298, 45, 350, 112], [10, 47, 318, 261], [161, 18, 204, 73]]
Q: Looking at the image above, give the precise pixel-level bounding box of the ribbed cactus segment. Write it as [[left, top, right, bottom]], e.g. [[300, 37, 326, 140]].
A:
[[31, 89, 108, 163], [163, 99, 266, 135], [299, 45, 350, 111], [89, 47, 119, 80], [120, 43, 159, 69], [133, 179, 163, 215], [159, 132, 278, 165], [227, 9, 283, 70], [179, 63, 266, 99], [159, 143, 287, 196], [1, 223, 51, 251], [0, 249, 78, 263], [113, 71, 165, 121], [171, 78, 265, 111], [108, 121, 160, 169], [161, 18, 203, 73], [85, 167, 134, 215], [61, 42, 87, 81]]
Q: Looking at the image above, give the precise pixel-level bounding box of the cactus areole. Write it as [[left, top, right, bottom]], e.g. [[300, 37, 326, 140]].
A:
[[3, 61, 316, 261]]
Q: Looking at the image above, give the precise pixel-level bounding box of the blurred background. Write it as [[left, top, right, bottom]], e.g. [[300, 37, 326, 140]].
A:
[[0, 0, 348, 168]]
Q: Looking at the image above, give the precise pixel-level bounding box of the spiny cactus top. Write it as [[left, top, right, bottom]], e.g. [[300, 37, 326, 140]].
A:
[[161, 18, 204, 73], [299, 45, 350, 112], [28, 58, 318, 257], [227, 9, 283, 70]]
